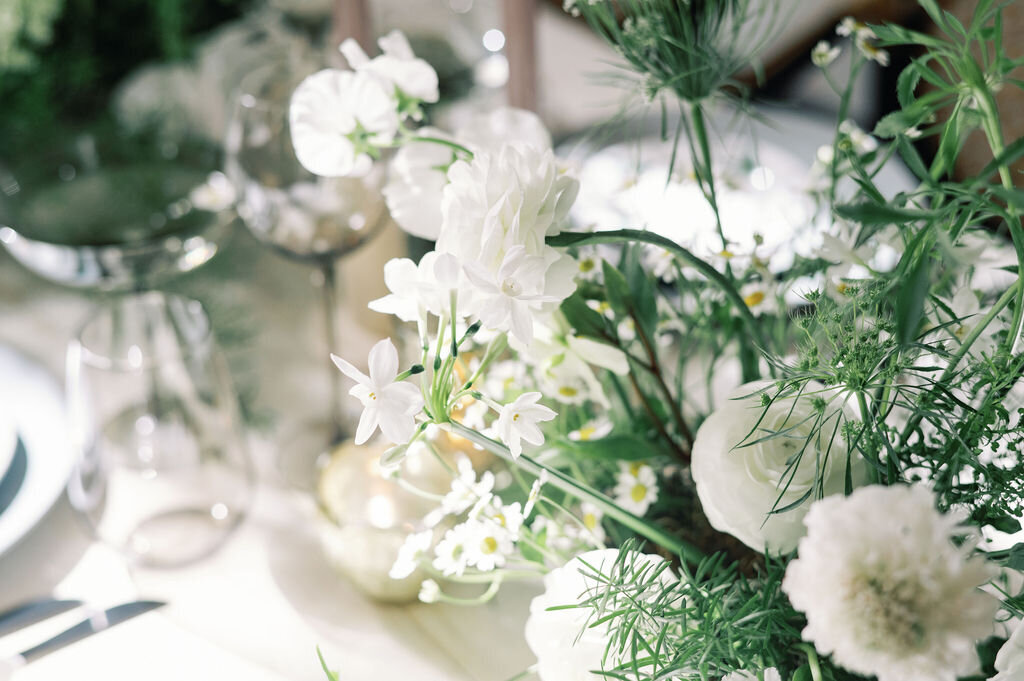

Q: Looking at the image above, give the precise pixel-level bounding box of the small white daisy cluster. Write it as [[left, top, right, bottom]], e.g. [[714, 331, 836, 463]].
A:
[[836, 16, 890, 67]]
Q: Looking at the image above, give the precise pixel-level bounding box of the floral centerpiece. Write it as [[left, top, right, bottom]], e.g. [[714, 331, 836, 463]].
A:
[[295, 2, 1024, 679]]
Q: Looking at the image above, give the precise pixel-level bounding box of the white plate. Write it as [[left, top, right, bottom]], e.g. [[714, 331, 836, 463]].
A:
[[0, 345, 76, 556]]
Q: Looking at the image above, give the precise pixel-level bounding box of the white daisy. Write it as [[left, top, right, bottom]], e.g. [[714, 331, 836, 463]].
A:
[[432, 522, 475, 577], [418, 579, 441, 603], [811, 40, 841, 67], [389, 529, 433, 579], [463, 518, 515, 571], [782, 485, 999, 681], [439, 456, 495, 516], [612, 461, 659, 516], [579, 502, 607, 545]]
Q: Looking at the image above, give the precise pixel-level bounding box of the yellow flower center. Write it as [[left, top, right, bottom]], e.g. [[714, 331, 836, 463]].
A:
[[481, 536, 498, 554], [368, 391, 377, 401], [492, 513, 507, 527], [558, 386, 578, 397], [579, 259, 595, 273], [744, 291, 765, 307], [628, 461, 645, 476], [501, 277, 523, 297], [583, 513, 597, 530], [836, 282, 849, 295], [577, 425, 596, 441], [630, 484, 648, 503], [512, 413, 520, 422], [719, 249, 735, 259]]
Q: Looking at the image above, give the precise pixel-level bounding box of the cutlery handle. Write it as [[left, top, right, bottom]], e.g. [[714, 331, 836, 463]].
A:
[[20, 617, 99, 663]]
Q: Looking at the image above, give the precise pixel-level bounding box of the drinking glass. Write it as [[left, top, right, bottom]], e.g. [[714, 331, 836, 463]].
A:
[[66, 292, 254, 567], [225, 61, 388, 488]]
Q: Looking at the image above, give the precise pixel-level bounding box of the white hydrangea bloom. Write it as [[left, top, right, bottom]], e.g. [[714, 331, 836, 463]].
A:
[[289, 69, 399, 177], [783, 485, 999, 681]]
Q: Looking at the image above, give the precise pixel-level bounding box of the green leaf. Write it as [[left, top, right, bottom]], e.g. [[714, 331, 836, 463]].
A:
[[520, 528, 547, 564], [317, 647, 340, 681], [602, 259, 632, 317], [560, 434, 663, 462], [622, 245, 659, 340], [874, 110, 920, 139], [560, 292, 613, 342], [988, 515, 1022, 535], [897, 62, 922, 109], [1004, 543, 1024, 571], [895, 253, 932, 346], [835, 201, 936, 224]]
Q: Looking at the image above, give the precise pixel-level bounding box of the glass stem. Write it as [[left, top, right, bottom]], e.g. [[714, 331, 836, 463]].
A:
[[319, 257, 345, 444]]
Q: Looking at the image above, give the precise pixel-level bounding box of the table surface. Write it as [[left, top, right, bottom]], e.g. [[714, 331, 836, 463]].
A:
[[0, 3, 876, 678]]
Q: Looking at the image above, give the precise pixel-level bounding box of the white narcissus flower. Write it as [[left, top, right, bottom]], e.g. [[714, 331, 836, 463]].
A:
[[464, 246, 560, 344], [612, 461, 659, 516], [496, 392, 557, 458], [368, 251, 466, 325], [783, 485, 999, 681], [341, 30, 439, 104], [524, 548, 672, 681], [691, 380, 866, 554], [331, 338, 423, 445], [389, 529, 433, 579], [723, 669, 783, 681], [289, 69, 398, 177], [993, 625, 1024, 680]]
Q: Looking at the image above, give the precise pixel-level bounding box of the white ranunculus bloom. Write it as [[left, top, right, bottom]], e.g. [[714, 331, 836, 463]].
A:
[[783, 485, 999, 681], [289, 68, 398, 177], [457, 107, 552, 153], [525, 548, 672, 681], [496, 392, 557, 458], [993, 625, 1024, 680], [691, 380, 865, 554], [330, 338, 423, 444], [341, 29, 439, 104], [437, 143, 579, 270]]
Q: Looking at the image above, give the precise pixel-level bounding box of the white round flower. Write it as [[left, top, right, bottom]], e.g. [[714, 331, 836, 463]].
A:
[[382, 128, 455, 239], [289, 68, 398, 177], [457, 107, 552, 153], [782, 485, 999, 681], [993, 624, 1024, 680], [437, 143, 579, 270], [691, 380, 864, 554], [525, 548, 670, 681]]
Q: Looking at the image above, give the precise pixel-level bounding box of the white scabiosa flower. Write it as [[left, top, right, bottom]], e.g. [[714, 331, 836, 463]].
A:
[[340, 29, 439, 105], [612, 461, 659, 516], [691, 380, 865, 554], [289, 69, 399, 177], [782, 485, 999, 681], [811, 40, 841, 67], [389, 529, 433, 579], [331, 338, 423, 445], [496, 392, 557, 458]]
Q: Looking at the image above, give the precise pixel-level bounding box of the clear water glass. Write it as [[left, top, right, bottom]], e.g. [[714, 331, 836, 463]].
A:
[[66, 292, 254, 567]]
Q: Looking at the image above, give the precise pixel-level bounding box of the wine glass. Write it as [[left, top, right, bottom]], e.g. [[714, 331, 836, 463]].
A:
[[66, 292, 254, 567], [225, 61, 388, 489], [0, 131, 234, 292]]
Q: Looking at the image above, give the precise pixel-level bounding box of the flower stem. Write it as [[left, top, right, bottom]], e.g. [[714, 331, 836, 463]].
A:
[[448, 422, 704, 565], [407, 135, 474, 158]]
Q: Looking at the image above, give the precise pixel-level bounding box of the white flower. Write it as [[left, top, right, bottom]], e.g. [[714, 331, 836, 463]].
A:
[[189, 171, 236, 212], [418, 579, 441, 603], [739, 281, 778, 317], [723, 669, 782, 681], [524, 470, 548, 518], [463, 518, 515, 571], [368, 251, 465, 325], [341, 30, 439, 104], [496, 392, 557, 458], [432, 522, 475, 576], [936, 284, 999, 356], [464, 247, 571, 345], [691, 380, 865, 554], [457, 107, 552, 153], [569, 418, 613, 442], [474, 499, 526, 538], [856, 35, 890, 66], [389, 529, 433, 579], [811, 40, 841, 67], [439, 456, 495, 517], [331, 338, 423, 445], [524, 548, 670, 681], [993, 625, 1024, 680], [783, 485, 999, 681], [612, 462, 659, 516], [839, 119, 878, 154], [289, 69, 398, 177], [437, 143, 579, 269], [578, 502, 606, 545], [836, 16, 866, 37], [382, 129, 456, 239]]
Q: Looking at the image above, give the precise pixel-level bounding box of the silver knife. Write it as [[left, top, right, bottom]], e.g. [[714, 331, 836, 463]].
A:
[[0, 600, 165, 676], [0, 598, 83, 638]]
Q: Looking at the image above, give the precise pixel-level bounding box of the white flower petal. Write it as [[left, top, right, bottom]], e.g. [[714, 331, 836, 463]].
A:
[[331, 353, 371, 385], [367, 338, 399, 384]]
